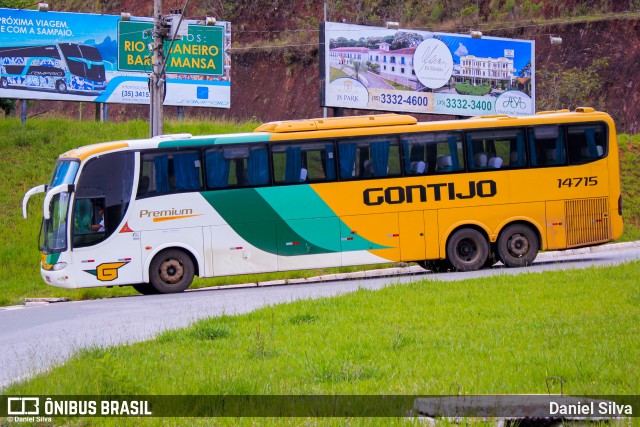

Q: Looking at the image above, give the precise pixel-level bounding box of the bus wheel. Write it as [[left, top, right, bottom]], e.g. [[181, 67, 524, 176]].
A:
[[132, 283, 160, 295], [149, 249, 194, 293], [56, 80, 67, 93], [446, 228, 489, 272], [417, 259, 451, 273], [497, 224, 539, 267], [0, 77, 8, 89]]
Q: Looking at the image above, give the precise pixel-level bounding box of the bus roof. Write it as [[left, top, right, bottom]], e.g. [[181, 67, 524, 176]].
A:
[[58, 108, 614, 160]]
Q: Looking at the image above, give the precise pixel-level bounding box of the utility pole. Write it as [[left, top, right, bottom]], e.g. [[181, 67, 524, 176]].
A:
[[150, 0, 166, 137]]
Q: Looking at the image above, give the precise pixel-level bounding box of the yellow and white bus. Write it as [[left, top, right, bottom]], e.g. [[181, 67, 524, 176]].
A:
[[23, 108, 623, 294]]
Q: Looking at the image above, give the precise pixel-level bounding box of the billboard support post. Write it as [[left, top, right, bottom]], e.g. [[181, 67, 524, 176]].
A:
[[150, 0, 166, 137], [21, 100, 27, 125]]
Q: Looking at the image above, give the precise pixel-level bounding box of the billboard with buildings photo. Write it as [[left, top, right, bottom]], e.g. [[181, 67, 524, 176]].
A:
[[321, 22, 535, 117]]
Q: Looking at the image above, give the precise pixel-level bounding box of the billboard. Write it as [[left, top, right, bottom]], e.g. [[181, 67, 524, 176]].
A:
[[321, 22, 535, 117], [0, 8, 231, 108]]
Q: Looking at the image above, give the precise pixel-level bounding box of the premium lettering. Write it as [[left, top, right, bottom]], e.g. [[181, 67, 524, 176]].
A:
[[139, 208, 193, 218], [363, 180, 497, 206]]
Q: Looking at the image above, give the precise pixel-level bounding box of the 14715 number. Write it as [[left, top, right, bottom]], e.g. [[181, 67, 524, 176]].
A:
[[557, 176, 598, 188]]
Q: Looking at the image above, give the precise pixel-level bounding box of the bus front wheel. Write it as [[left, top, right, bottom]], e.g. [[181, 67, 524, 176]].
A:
[[149, 249, 194, 293], [56, 80, 67, 93], [497, 224, 539, 267], [446, 228, 489, 272]]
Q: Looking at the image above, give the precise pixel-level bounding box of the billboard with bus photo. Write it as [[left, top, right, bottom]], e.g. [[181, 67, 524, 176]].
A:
[[321, 22, 535, 117], [0, 8, 231, 107]]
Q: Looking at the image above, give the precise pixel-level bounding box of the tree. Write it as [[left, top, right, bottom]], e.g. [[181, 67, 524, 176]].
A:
[[353, 61, 361, 80], [536, 57, 610, 111], [0, 99, 15, 116]]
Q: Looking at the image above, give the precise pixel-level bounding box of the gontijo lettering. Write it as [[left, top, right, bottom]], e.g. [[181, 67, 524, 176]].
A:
[[363, 180, 497, 206]]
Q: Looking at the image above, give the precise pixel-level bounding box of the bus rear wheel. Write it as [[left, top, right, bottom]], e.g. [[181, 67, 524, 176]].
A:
[[497, 224, 539, 267], [149, 249, 194, 293], [446, 228, 489, 272]]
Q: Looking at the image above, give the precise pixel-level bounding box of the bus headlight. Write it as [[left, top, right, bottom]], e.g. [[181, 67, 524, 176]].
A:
[[52, 262, 67, 271]]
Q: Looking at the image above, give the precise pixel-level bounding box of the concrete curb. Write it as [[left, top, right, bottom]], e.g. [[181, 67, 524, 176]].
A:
[[196, 240, 639, 291], [7, 240, 639, 303], [536, 240, 640, 260]]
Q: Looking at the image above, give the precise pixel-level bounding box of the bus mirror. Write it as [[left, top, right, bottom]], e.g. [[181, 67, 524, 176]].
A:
[[22, 184, 47, 219]]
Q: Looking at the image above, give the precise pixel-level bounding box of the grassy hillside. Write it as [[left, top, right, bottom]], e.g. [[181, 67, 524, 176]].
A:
[[4, 261, 639, 425], [0, 118, 638, 307]]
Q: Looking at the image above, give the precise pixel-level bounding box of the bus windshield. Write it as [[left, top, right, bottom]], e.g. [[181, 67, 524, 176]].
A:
[[39, 160, 79, 253], [58, 43, 105, 81], [49, 160, 79, 187], [39, 192, 70, 254]]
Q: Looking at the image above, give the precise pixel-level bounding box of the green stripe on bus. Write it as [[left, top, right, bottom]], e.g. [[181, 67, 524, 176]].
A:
[[47, 253, 60, 265], [200, 186, 384, 255], [158, 134, 271, 149], [255, 186, 385, 251]]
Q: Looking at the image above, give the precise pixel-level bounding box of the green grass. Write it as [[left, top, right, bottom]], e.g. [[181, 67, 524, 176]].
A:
[[330, 66, 351, 81], [4, 262, 639, 425], [618, 133, 640, 242]]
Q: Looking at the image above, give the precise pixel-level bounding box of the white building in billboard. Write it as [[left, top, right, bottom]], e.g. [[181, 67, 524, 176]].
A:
[[329, 47, 369, 66], [329, 43, 422, 90], [330, 42, 517, 91], [367, 43, 422, 89], [456, 55, 516, 88]]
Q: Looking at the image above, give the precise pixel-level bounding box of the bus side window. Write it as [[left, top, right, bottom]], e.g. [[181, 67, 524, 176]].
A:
[[271, 142, 336, 184], [466, 129, 524, 170], [247, 146, 269, 186], [205, 148, 231, 188], [205, 145, 269, 188], [140, 151, 202, 195], [530, 125, 566, 167], [567, 124, 606, 165], [173, 152, 202, 191], [338, 137, 401, 180], [403, 132, 462, 175]]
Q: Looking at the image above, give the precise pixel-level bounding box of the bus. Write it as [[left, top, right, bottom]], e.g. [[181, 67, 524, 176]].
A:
[[0, 43, 106, 95], [22, 108, 623, 294]]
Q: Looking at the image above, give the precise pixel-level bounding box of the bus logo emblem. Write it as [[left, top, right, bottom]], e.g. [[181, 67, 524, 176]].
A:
[[84, 261, 129, 282]]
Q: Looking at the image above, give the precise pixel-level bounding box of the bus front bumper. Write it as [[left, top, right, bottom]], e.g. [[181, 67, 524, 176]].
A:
[[41, 266, 76, 289]]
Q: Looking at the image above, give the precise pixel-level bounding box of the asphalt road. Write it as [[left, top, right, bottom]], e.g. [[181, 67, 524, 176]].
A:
[[1, 242, 638, 389]]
